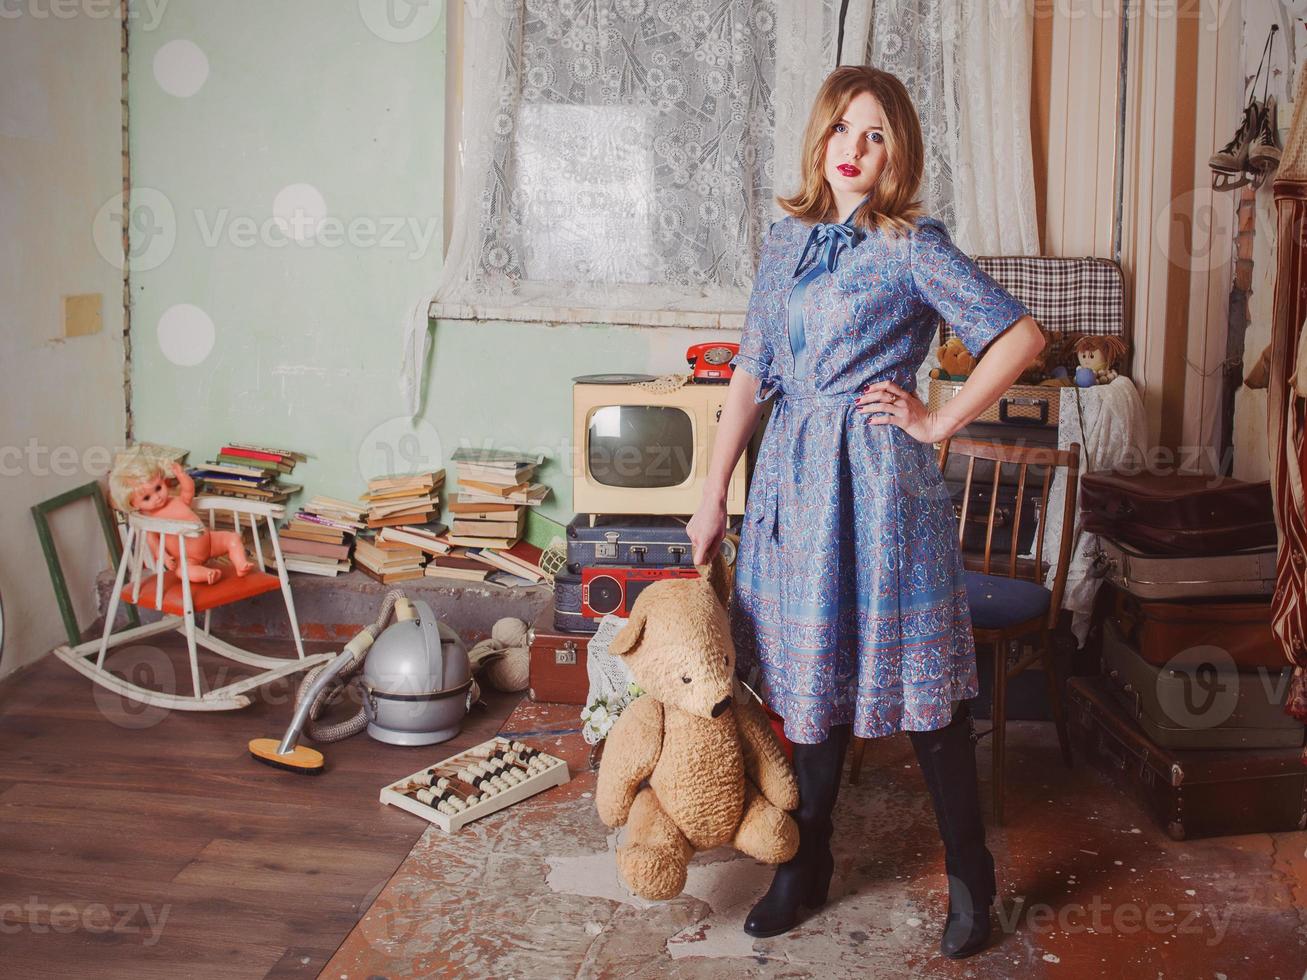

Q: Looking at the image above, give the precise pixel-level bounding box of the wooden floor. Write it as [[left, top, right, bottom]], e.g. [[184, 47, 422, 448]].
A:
[[0, 635, 523, 979]]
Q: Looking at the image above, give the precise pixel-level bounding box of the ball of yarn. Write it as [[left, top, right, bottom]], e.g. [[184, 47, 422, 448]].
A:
[[469, 617, 531, 692], [491, 617, 530, 648]]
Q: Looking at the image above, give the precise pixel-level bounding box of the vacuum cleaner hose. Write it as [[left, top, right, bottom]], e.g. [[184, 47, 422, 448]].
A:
[[294, 589, 411, 744]]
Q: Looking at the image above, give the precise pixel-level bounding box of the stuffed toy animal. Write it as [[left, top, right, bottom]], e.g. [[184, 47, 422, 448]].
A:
[[928, 337, 978, 382], [594, 557, 800, 901]]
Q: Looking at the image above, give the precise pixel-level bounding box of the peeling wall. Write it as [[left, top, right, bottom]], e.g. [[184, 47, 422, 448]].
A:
[[0, 9, 129, 678], [125, 0, 744, 547]]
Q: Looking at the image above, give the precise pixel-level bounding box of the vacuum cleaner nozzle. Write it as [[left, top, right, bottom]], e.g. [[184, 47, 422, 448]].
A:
[[248, 737, 325, 775]]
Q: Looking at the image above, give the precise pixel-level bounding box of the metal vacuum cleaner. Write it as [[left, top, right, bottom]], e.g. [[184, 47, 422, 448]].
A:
[[249, 591, 473, 774]]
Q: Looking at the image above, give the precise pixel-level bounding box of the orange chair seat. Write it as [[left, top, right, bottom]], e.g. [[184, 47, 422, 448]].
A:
[[125, 567, 283, 616]]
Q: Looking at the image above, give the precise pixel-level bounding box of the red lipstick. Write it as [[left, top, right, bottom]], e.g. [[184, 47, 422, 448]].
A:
[[837, 163, 860, 177]]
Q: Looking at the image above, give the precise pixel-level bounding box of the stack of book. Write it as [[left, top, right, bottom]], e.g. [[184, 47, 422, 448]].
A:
[[191, 443, 305, 503], [425, 538, 549, 588], [448, 448, 550, 549], [362, 471, 445, 530], [373, 523, 491, 584], [353, 534, 426, 584], [279, 496, 366, 577]]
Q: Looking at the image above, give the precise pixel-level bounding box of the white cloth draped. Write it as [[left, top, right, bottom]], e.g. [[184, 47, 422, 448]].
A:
[[1024, 377, 1149, 646]]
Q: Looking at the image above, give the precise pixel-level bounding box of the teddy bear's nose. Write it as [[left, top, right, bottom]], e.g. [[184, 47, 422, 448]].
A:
[[710, 695, 732, 718]]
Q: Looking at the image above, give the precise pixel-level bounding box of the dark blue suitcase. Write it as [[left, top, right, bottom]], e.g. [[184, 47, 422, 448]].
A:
[[566, 514, 694, 571]]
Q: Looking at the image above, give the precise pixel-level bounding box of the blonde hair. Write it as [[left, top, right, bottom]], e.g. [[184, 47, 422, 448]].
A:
[[108, 446, 165, 513], [777, 66, 926, 237]]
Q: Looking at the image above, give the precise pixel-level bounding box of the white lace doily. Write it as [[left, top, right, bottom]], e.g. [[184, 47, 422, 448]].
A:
[[582, 614, 635, 745]]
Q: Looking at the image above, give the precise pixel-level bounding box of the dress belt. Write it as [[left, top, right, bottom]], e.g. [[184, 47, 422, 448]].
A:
[[750, 374, 863, 542]]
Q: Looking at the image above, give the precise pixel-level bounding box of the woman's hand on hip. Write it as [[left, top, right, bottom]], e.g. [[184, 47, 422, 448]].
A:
[[856, 380, 952, 444], [687, 497, 727, 566]]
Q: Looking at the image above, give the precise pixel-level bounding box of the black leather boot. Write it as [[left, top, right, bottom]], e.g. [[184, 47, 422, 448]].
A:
[[908, 700, 997, 959], [743, 724, 850, 938]]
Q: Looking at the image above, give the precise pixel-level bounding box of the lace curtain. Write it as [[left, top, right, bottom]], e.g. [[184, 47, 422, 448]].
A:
[[869, 0, 1040, 255], [402, 0, 1037, 413]]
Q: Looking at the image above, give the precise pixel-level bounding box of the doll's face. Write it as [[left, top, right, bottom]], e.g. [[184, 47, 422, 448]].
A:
[[1078, 347, 1109, 371], [824, 91, 889, 210], [130, 472, 169, 513]]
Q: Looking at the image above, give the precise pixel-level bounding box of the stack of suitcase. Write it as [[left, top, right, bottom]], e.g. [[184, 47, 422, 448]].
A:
[[554, 515, 704, 633], [1068, 469, 1307, 839], [930, 255, 1128, 558], [528, 515, 716, 705]]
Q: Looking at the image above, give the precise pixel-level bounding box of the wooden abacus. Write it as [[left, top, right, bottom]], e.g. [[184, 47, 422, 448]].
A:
[[379, 736, 570, 832]]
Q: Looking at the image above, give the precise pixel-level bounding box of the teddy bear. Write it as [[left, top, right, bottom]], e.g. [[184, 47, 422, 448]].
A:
[[594, 556, 800, 901], [928, 337, 977, 382]]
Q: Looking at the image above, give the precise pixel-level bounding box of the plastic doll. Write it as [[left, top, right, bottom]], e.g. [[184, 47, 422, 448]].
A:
[[109, 452, 253, 585]]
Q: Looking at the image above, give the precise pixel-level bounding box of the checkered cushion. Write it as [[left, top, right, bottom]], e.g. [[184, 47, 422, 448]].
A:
[[939, 255, 1126, 347]]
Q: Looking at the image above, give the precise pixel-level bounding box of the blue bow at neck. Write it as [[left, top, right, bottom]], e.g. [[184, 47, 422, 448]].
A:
[[792, 220, 865, 278]]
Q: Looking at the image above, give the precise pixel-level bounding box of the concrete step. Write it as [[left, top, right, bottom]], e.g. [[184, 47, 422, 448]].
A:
[[95, 567, 552, 648]]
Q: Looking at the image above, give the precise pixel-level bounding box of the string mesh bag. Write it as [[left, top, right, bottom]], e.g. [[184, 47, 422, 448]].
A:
[[635, 373, 692, 395]]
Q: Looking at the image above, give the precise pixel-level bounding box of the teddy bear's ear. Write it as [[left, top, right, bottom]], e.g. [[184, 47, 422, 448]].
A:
[[608, 607, 647, 657], [694, 552, 732, 609]]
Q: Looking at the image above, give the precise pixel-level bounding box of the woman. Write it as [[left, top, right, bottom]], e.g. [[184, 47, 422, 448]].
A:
[[686, 66, 1045, 959]]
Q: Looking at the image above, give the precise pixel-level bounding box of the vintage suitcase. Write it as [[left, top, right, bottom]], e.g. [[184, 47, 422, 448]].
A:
[[528, 601, 590, 705], [566, 514, 694, 570], [1108, 588, 1284, 670], [1089, 536, 1276, 600], [1080, 471, 1275, 555], [928, 377, 1063, 428], [943, 470, 1048, 558], [553, 569, 600, 635], [929, 255, 1127, 433], [1100, 620, 1302, 750], [1067, 675, 1307, 840]]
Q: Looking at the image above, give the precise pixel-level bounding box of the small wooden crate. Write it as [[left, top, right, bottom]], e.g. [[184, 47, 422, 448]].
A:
[[379, 736, 570, 833]]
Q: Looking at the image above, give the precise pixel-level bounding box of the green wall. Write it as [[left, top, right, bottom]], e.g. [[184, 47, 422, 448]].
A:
[[128, 0, 739, 547]]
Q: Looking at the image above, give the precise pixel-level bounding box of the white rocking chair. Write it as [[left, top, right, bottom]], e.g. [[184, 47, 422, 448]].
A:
[[54, 495, 331, 711]]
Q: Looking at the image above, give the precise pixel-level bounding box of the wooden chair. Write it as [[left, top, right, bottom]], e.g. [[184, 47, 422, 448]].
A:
[[849, 437, 1081, 825], [54, 496, 331, 711]]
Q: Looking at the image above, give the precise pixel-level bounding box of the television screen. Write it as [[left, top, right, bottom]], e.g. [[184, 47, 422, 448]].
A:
[[587, 405, 694, 489]]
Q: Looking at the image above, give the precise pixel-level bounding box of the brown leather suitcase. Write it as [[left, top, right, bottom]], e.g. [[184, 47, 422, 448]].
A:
[[527, 601, 589, 705], [1080, 471, 1275, 555], [1067, 675, 1307, 840], [1108, 588, 1284, 670]]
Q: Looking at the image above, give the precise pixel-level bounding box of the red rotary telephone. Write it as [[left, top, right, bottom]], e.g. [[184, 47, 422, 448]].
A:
[[686, 342, 739, 383]]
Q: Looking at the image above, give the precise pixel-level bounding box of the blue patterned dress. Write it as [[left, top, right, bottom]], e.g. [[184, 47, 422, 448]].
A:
[[729, 209, 1030, 744]]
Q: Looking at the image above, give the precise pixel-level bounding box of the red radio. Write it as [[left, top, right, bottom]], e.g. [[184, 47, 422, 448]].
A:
[[580, 565, 702, 618]]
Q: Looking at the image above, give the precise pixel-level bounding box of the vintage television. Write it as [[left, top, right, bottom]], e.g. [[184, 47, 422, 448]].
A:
[[572, 374, 748, 517]]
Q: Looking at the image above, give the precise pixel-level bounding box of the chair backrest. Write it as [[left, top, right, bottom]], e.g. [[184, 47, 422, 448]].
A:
[[936, 437, 1082, 621], [120, 497, 287, 607]]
